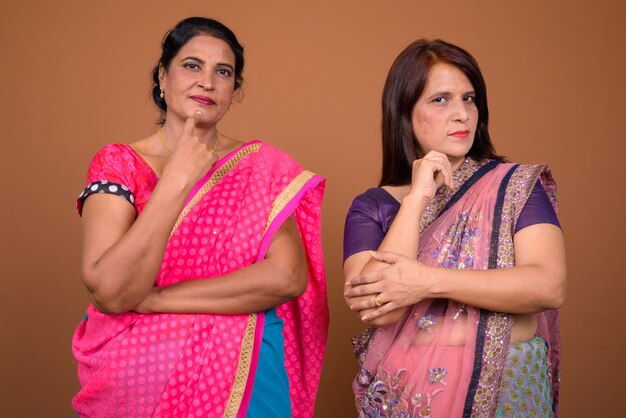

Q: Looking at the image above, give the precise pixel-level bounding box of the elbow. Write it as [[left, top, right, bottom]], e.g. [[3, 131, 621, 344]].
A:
[[92, 299, 128, 315], [542, 271, 567, 310], [82, 271, 131, 315], [87, 286, 131, 315], [547, 280, 566, 310], [280, 263, 308, 299]]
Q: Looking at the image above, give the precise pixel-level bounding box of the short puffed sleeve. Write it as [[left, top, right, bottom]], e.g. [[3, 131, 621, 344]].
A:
[[76, 144, 138, 215]]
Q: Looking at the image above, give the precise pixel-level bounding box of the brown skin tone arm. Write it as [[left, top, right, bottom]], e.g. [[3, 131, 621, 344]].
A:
[[343, 152, 453, 327], [344, 223, 566, 321], [134, 216, 308, 314], [80, 115, 219, 314], [342, 196, 423, 327], [81, 179, 196, 314]]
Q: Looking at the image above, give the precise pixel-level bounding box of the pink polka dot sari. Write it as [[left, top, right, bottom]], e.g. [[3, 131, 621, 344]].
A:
[[72, 141, 328, 417]]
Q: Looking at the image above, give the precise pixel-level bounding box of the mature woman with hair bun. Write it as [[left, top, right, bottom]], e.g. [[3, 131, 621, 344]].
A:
[[343, 39, 565, 417], [72, 17, 327, 418]]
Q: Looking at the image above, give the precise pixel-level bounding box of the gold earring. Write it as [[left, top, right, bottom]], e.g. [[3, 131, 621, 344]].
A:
[[160, 89, 165, 99]]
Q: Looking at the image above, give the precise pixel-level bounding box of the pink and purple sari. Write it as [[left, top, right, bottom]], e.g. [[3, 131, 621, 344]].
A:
[[72, 141, 328, 417], [353, 158, 560, 418]]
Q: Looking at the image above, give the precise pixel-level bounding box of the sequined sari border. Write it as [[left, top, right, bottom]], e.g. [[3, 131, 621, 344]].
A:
[[464, 164, 518, 417], [223, 313, 261, 418], [438, 160, 502, 218], [230, 170, 322, 417], [256, 171, 322, 262]]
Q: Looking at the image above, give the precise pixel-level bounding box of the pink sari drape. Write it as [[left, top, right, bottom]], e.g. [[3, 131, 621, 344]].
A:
[[353, 159, 560, 418], [72, 141, 328, 418]]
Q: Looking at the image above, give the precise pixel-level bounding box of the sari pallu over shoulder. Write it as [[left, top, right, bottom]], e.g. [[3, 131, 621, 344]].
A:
[[353, 159, 560, 418], [72, 141, 328, 418]]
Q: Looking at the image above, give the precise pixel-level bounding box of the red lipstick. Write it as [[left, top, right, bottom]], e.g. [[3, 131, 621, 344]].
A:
[[191, 96, 215, 105], [449, 130, 469, 139]]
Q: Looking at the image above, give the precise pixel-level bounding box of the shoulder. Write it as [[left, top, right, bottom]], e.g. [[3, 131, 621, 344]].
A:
[[504, 161, 558, 218], [92, 143, 135, 158], [351, 188, 396, 209], [347, 188, 399, 222], [85, 143, 154, 189], [506, 162, 555, 194], [256, 141, 300, 166], [89, 144, 140, 171], [344, 189, 392, 258], [252, 141, 317, 182]]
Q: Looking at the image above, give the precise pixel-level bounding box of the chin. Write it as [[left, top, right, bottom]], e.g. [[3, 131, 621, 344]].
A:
[[446, 150, 470, 160]]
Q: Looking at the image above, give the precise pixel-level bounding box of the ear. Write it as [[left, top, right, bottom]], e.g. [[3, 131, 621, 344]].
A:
[[158, 64, 166, 86], [232, 88, 243, 104]]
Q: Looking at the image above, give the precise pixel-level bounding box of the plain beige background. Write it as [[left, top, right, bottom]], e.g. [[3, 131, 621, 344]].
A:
[[1, 1, 624, 416]]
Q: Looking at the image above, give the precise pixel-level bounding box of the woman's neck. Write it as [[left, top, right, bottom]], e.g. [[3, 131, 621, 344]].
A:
[[161, 118, 219, 151], [449, 155, 466, 172]]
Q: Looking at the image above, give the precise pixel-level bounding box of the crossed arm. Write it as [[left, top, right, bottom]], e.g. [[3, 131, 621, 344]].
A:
[[343, 153, 566, 328], [81, 184, 307, 315], [344, 224, 566, 327]]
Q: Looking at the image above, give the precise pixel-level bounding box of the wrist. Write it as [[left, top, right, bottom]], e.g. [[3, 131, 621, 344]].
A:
[[401, 193, 428, 212], [425, 266, 445, 299], [157, 171, 195, 194], [139, 287, 162, 314]]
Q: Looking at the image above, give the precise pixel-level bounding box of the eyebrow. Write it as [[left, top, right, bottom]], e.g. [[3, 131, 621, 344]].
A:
[[180, 56, 234, 71], [216, 62, 235, 71], [425, 90, 476, 99], [181, 56, 205, 64]]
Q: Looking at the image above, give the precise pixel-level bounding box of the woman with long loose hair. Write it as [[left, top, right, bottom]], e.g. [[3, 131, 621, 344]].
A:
[[343, 39, 565, 417]]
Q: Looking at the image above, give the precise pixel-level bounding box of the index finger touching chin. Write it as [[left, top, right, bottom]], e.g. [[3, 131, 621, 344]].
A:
[[183, 115, 197, 135]]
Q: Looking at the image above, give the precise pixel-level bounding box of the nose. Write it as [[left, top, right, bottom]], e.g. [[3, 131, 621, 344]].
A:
[[197, 72, 215, 91], [452, 100, 469, 122]]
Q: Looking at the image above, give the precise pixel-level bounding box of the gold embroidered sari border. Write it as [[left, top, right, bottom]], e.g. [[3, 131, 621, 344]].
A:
[[223, 171, 316, 415], [223, 314, 257, 418], [264, 170, 316, 233], [170, 143, 262, 235]]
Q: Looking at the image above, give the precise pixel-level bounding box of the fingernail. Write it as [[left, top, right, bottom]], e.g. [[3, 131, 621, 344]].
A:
[[361, 315, 368, 321]]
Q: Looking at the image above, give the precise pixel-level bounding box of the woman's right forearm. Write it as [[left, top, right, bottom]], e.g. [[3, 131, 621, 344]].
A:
[[363, 194, 425, 272], [345, 154, 453, 327], [83, 116, 221, 313], [82, 175, 194, 314], [347, 194, 426, 327]]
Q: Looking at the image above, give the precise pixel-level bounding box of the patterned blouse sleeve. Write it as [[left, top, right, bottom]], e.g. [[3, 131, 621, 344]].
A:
[[76, 144, 137, 215]]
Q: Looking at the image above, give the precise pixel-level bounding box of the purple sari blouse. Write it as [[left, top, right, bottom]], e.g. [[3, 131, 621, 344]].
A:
[[344, 180, 559, 262]]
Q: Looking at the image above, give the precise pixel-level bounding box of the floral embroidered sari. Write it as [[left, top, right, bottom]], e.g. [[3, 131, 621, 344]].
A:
[[72, 141, 328, 417], [353, 158, 560, 418]]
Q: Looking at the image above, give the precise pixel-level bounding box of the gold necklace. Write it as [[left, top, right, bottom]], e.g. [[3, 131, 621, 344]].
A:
[[158, 128, 221, 155], [158, 128, 171, 155], [211, 132, 221, 152]]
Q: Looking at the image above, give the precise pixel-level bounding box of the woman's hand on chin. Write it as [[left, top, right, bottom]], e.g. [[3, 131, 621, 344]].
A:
[[407, 150, 453, 205], [344, 251, 433, 322], [162, 112, 219, 187]]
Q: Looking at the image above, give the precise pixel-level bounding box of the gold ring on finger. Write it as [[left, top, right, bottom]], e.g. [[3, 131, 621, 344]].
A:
[[374, 293, 384, 307]]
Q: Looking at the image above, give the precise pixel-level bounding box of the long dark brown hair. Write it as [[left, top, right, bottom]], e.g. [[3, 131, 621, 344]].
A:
[[379, 39, 503, 187]]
